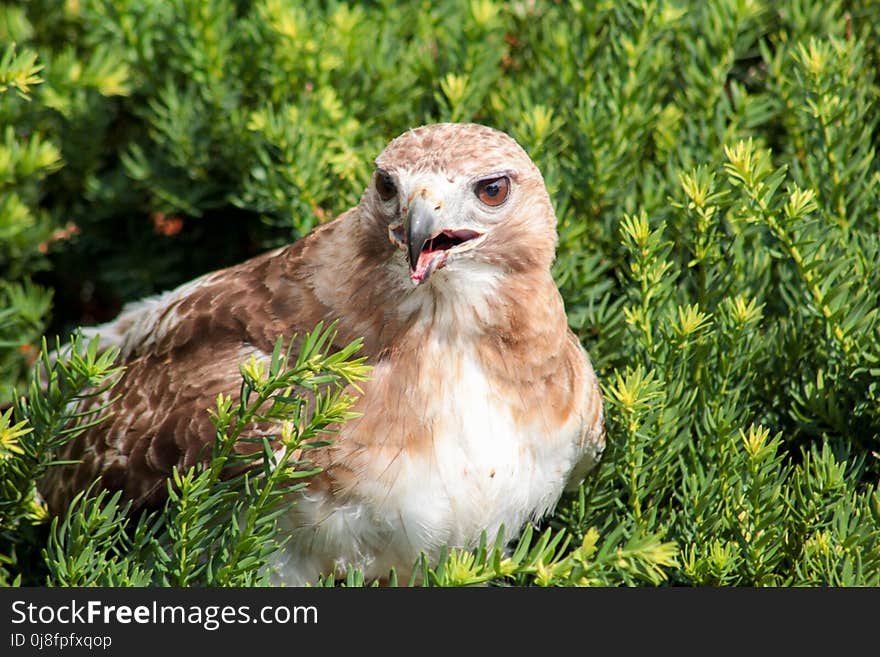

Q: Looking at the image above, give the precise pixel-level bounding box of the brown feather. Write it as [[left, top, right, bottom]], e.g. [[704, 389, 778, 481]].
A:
[[39, 123, 605, 583]]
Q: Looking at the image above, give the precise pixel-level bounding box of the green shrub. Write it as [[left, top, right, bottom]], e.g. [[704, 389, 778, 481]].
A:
[[0, 38, 58, 396], [1, 0, 878, 586]]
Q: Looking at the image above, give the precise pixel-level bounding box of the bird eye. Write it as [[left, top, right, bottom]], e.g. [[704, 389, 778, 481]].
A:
[[375, 170, 397, 202], [475, 176, 510, 207]]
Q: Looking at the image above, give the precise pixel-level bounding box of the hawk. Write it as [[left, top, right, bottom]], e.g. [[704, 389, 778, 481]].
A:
[[41, 123, 605, 585]]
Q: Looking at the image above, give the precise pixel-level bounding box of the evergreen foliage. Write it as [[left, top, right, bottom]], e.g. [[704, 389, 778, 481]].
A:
[[1, 0, 878, 586]]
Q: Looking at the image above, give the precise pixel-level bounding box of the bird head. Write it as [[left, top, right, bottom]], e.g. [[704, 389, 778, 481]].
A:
[[368, 123, 558, 286]]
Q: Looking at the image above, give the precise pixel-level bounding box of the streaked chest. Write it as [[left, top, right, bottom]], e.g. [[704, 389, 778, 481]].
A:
[[338, 338, 581, 548]]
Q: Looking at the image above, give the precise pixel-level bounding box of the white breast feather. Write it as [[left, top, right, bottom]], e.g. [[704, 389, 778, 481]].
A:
[[268, 340, 582, 585]]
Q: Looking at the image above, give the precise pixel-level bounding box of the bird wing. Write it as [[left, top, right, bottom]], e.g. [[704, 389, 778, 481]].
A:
[[40, 216, 356, 513]]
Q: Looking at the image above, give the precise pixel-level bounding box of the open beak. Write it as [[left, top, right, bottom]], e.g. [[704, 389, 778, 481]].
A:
[[406, 196, 440, 278], [402, 195, 484, 285]]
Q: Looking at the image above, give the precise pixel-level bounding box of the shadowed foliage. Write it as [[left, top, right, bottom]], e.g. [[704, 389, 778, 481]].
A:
[[1, 0, 878, 586]]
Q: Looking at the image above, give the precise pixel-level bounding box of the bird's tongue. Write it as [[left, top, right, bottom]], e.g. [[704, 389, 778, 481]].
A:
[[411, 248, 448, 284]]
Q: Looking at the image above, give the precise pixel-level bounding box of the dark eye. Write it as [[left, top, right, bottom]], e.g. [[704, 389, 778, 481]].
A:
[[475, 176, 510, 207], [375, 170, 397, 202]]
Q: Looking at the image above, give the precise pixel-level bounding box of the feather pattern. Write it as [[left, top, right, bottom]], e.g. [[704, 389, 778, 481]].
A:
[[40, 123, 605, 584]]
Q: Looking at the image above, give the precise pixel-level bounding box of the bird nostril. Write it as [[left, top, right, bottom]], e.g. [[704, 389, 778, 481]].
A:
[[390, 225, 407, 245]]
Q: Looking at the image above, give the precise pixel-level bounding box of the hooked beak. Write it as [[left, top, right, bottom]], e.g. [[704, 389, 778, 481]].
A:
[[406, 196, 440, 276], [388, 192, 486, 285]]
